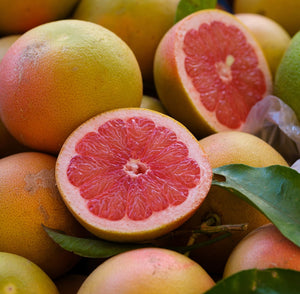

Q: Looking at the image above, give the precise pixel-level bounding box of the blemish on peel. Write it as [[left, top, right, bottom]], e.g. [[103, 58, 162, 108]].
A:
[[3, 283, 17, 293], [25, 168, 60, 198]]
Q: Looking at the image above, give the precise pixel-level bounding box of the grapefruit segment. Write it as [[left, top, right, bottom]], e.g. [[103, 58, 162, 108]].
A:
[[154, 9, 272, 137], [56, 108, 212, 242]]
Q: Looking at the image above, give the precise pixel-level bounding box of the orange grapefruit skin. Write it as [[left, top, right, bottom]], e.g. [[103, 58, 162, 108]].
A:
[[0, 19, 143, 154], [77, 248, 215, 294], [0, 152, 87, 279], [0, 0, 80, 35], [178, 131, 289, 274], [55, 108, 212, 243], [154, 9, 272, 138]]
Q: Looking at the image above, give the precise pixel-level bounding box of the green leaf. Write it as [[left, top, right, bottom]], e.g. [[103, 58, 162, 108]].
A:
[[175, 0, 218, 23], [43, 226, 149, 258], [204, 268, 300, 294], [212, 164, 300, 247]]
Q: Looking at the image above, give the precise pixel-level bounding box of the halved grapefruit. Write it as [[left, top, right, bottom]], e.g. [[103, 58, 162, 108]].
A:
[[154, 9, 272, 137], [55, 108, 212, 242]]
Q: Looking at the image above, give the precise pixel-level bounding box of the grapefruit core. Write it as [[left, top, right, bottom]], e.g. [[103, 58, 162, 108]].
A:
[[55, 108, 212, 242], [154, 9, 272, 137]]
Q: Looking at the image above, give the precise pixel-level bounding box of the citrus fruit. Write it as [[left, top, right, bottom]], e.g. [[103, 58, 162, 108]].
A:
[[55, 108, 212, 242], [72, 0, 180, 82], [140, 95, 167, 114], [0, 119, 30, 158], [77, 248, 215, 294], [0, 0, 80, 36], [233, 0, 300, 36], [0, 252, 59, 294], [0, 152, 87, 279], [168, 131, 288, 274], [235, 13, 291, 78], [154, 9, 272, 138], [274, 30, 300, 121], [0, 19, 142, 154], [55, 274, 87, 294], [0, 34, 21, 61], [223, 223, 300, 277]]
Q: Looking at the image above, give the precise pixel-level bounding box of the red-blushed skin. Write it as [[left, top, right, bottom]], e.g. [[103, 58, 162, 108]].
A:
[[55, 108, 212, 242], [154, 9, 272, 138], [77, 248, 215, 294], [223, 223, 300, 277], [0, 19, 142, 154]]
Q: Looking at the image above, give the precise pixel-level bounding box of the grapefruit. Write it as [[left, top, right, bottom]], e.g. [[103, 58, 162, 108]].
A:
[[0, 0, 80, 36], [0, 19, 142, 154], [72, 0, 180, 82], [0, 152, 87, 279], [77, 248, 215, 294], [235, 13, 291, 79], [223, 223, 300, 277], [154, 9, 272, 138], [55, 108, 212, 242], [169, 131, 288, 274], [0, 252, 59, 294], [0, 34, 21, 61], [140, 95, 167, 114], [274, 30, 300, 122], [233, 0, 300, 36]]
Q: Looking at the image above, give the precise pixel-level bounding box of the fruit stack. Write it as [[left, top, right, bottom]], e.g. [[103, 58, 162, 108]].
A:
[[0, 0, 299, 293]]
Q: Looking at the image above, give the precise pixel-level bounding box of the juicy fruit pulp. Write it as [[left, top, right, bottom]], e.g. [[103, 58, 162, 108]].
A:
[[154, 9, 272, 137], [56, 108, 212, 242]]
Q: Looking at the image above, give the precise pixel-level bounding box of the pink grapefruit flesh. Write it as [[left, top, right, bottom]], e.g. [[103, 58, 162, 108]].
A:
[[55, 108, 212, 242], [154, 9, 272, 137]]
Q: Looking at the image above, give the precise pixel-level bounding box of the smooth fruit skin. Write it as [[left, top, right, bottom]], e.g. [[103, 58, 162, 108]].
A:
[[140, 95, 168, 114], [0, 152, 87, 279], [0, 0, 80, 35], [223, 223, 300, 277], [274, 31, 300, 122], [233, 0, 300, 36], [0, 35, 21, 61], [0, 19, 143, 154], [77, 248, 215, 294], [0, 252, 59, 294], [72, 0, 180, 82], [235, 13, 291, 79], [175, 131, 289, 274], [154, 9, 272, 138]]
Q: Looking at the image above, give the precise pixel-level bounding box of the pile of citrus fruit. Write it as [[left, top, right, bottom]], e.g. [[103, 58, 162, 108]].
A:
[[0, 0, 299, 293]]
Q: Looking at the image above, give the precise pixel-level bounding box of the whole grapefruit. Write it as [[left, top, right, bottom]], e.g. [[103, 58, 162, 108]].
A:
[[0, 19, 143, 154], [233, 0, 300, 36], [55, 108, 212, 242], [154, 9, 272, 138], [170, 131, 288, 275], [77, 248, 215, 294], [223, 223, 300, 277], [0, 252, 59, 294], [72, 0, 180, 82], [0, 0, 80, 35], [0, 152, 87, 278]]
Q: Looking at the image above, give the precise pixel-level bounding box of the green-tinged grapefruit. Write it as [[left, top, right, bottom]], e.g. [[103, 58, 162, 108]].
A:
[[154, 9, 272, 138], [0, 19, 142, 154], [77, 248, 215, 294], [140, 95, 167, 114], [0, 252, 59, 294], [55, 108, 212, 242], [274, 30, 300, 121]]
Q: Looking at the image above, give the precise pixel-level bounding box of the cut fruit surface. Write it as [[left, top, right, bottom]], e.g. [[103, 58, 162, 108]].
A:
[[55, 108, 212, 242], [154, 9, 272, 137]]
